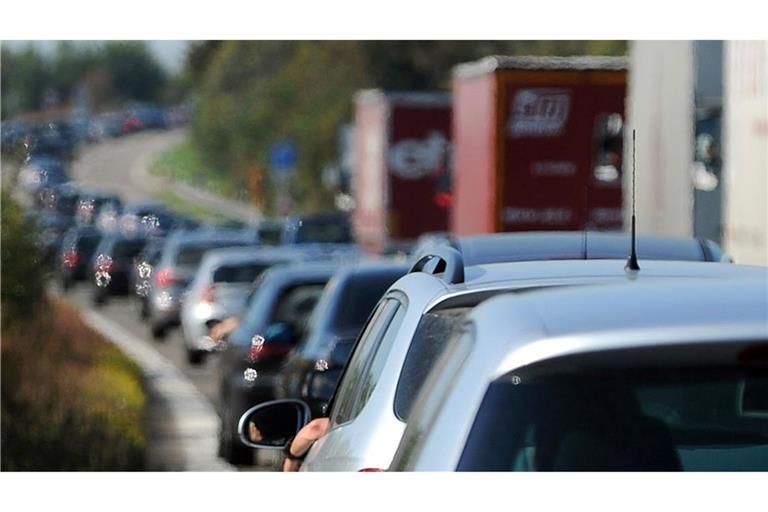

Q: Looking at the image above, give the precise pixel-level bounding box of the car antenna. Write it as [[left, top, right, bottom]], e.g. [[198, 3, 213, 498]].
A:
[[625, 129, 640, 273]]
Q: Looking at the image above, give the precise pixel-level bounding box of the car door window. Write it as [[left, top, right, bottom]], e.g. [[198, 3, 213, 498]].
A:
[[330, 298, 401, 426], [347, 302, 406, 419]]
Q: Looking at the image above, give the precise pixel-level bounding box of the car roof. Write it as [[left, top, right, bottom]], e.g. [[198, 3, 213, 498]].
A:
[[166, 228, 256, 246], [200, 246, 305, 267], [444, 258, 763, 294], [330, 259, 411, 280], [468, 276, 768, 379], [257, 261, 341, 287], [411, 231, 728, 269], [384, 259, 764, 314]]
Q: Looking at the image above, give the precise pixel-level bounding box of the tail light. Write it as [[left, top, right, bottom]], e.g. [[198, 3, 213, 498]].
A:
[[358, 468, 385, 472], [62, 250, 80, 268], [97, 259, 114, 273], [433, 192, 452, 209], [247, 343, 291, 363], [200, 283, 217, 304], [156, 268, 177, 287]]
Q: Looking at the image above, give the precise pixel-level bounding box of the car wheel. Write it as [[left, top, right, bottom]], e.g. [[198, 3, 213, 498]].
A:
[[93, 290, 107, 307], [151, 323, 167, 340], [139, 299, 149, 320], [219, 417, 253, 466], [186, 348, 206, 366]]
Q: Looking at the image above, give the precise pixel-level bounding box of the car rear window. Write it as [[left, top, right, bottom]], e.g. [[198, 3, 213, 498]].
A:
[[393, 308, 470, 421], [333, 271, 404, 330], [232, 280, 329, 347], [77, 234, 101, 256], [213, 262, 273, 283], [175, 241, 248, 267], [458, 357, 768, 471], [113, 239, 146, 258], [295, 221, 352, 244]]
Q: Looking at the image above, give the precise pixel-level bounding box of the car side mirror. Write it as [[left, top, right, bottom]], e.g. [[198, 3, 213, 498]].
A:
[[238, 399, 311, 449]]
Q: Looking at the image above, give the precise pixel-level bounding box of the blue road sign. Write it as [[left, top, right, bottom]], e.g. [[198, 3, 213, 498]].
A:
[[270, 140, 297, 175]]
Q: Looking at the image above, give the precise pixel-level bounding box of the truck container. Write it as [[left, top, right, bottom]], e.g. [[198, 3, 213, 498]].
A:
[[352, 90, 452, 254], [722, 40, 768, 265], [625, 42, 695, 239], [451, 56, 628, 236]]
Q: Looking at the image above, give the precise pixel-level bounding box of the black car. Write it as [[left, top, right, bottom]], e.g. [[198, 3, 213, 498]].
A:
[[130, 236, 167, 319], [89, 234, 148, 306], [275, 261, 409, 417], [18, 156, 70, 199], [74, 191, 123, 226], [217, 262, 339, 464], [115, 201, 199, 238], [34, 211, 76, 269], [26, 121, 78, 161], [57, 225, 103, 290]]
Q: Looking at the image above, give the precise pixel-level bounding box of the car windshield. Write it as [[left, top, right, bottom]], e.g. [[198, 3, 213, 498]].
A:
[[458, 357, 768, 471]]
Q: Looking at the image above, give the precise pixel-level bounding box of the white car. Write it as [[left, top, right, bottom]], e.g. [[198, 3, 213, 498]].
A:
[[389, 277, 768, 471], [180, 247, 299, 364]]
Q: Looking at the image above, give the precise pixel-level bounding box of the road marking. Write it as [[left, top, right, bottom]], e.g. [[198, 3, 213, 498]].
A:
[[80, 307, 233, 471]]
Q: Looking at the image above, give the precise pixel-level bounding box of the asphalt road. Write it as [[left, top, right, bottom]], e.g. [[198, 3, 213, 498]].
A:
[[56, 130, 277, 470], [70, 128, 187, 203]]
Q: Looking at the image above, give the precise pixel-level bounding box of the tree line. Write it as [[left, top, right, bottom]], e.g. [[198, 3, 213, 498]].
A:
[[186, 41, 627, 213], [1, 41, 177, 119]]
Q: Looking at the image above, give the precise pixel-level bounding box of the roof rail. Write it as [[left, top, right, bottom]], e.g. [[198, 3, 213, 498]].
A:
[[409, 246, 465, 284]]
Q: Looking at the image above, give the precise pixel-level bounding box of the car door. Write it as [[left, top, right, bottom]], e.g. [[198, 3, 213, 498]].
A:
[[302, 295, 406, 471]]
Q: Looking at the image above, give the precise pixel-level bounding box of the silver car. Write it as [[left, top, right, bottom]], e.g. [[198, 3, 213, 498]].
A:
[[390, 277, 768, 471], [179, 247, 301, 365], [237, 232, 758, 471], [147, 230, 258, 339]]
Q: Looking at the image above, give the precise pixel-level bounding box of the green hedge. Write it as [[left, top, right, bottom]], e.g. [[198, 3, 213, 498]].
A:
[[1, 193, 147, 470]]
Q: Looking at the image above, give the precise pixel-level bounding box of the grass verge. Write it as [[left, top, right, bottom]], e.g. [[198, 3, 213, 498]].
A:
[[151, 139, 237, 198], [151, 140, 247, 224], [158, 189, 238, 225], [1, 299, 147, 471]]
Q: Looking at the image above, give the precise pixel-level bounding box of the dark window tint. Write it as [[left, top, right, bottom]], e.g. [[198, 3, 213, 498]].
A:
[[458, 365, 768, 471], [258, 225, 283, 246], [333, 271, 405, 330], [77, 235, 101, 257], [331, 298, 402, 426], [269, 284, 327, 340], [213, 263, 272, 283], [348, 302, 405, 418], [393, 308, 469, 421], [295, 220, 351, 244], [113, 239, 146, 258], [175, 242, 248, 267]]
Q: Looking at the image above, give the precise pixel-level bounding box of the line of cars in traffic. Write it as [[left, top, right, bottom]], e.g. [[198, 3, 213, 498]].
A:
[[17, 157, 382, 466], [15, 141, 767, 471], [2, 102, 192, 158]]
